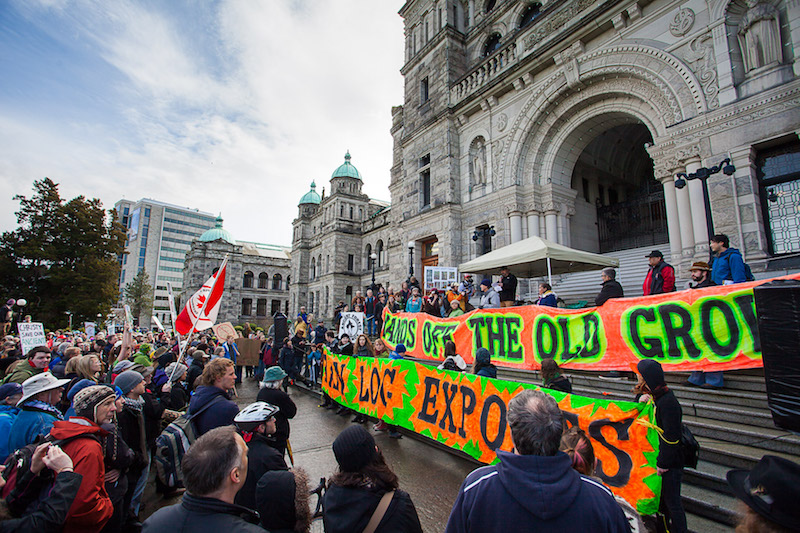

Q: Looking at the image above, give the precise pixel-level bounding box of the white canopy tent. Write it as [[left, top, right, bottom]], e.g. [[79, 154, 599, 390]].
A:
[[458, 236, 620, 285]]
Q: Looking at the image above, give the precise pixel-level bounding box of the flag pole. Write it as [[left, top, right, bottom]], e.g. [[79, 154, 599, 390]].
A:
[[169, 254, 228, 382], [166, 281, 184, 366]]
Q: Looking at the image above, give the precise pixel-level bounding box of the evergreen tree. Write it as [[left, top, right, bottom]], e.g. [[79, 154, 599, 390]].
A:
[[124, 269, 153, 326], [0, 178, 126, 328]]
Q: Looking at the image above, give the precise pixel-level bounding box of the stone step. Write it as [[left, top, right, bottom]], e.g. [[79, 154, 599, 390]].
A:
[[687, 513, 734, 533], [684, 414, 800, 455], [697, 437, 800, 470], [682, 483, 739, 527], [683, 460, 733, 496]]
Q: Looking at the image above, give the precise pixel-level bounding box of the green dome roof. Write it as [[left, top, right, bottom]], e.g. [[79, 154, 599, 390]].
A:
[[331, 151, 362, 180], [299, 181, 321, 205], [198, 216, 236, 245]]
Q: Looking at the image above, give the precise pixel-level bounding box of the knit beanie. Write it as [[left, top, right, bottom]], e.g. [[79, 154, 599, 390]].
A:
[[333, 425, 377, 473], [73, 385, 115, 422], [165, 362, 187, 382], [67, 379, 97, 403], [114, 370, 144, 396], [475, 347, 491, 365], [481, 279, 492, 288]]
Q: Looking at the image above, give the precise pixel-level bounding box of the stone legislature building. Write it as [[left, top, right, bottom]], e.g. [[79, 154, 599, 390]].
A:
[[291, 0, 800, 322]]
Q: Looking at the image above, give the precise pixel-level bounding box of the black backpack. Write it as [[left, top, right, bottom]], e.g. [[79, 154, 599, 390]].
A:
[[680, 424, 700, 469]]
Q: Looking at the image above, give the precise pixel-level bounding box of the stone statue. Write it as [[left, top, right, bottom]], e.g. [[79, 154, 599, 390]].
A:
[[738, 0, 782, 73], [471, 140, 487, 186]]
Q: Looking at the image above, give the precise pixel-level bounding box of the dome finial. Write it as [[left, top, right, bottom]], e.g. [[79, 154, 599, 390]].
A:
[[344, 150, 351, 162]]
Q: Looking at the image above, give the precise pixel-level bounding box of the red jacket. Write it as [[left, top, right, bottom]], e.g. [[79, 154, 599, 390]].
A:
[[642, 261, 676, 295], [49, 418, 113, 533]]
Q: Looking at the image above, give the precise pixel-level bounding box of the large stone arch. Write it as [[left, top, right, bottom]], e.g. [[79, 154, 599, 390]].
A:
[[502, 45, 708, 186]]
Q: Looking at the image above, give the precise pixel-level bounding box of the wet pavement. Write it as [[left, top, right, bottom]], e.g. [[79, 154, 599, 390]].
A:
[[142, 379, 477, 532]]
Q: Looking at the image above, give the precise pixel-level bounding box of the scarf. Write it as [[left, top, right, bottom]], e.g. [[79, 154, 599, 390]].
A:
[[22, 399, 64, 420], [122, 396, 145, 412]]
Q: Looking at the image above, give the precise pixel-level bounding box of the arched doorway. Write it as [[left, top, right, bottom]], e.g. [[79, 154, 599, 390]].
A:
[[569, 123, 667, 253]]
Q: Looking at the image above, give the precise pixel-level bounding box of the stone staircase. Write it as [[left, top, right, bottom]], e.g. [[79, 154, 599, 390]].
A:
[[493, 367, 798, 532]]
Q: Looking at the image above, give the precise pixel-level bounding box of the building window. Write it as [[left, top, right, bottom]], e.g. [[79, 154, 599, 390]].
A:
[[310, 258, 316, 280], [483, 33, 502, 57], [309, 293, 315, 314], [477, 224, 493, 255], [376, 240, 384, 267], [519, 3, 541, 28], [364, 244, 372, 272], [242, 298, 253, 316], [758, 140, 800, 255], [421, 169, 431, 207], [419, 154, 431, 168], [347, 254, 354, 272], [485, 0, 496, 13], [271, 300, 281, 316], [243, 271, 254, 288], [350, 206, 354, 219], [420, 77, 429, 104], [258, 272, 268, 288], [257, 299, 267, 317], [272, 273, 282, 290]]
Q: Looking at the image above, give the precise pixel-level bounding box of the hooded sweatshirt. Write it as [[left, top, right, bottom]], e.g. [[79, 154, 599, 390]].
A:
[[323, 484, 422, 533], [49, 418, 114, 533], [187, 385, 239, 436], [445, 451, 629, 533], [638, 360, 683, 469]]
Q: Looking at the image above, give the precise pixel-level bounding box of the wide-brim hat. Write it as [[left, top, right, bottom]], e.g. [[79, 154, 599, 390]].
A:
[[263, 366, 288, 382], [689, 261, 712, 272], [727, 455, 800, 530], [18, 372, 70, 405]]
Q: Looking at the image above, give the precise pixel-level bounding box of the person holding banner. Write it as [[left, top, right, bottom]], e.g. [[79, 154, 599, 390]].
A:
[[642, 250, 676, 295], [499, 266, 518, 307], [445, 389, 629, 533], [478, 279, 500, 309]]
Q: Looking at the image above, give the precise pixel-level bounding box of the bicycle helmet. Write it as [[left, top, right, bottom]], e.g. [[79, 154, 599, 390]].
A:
[[234, 401, 279, 432]]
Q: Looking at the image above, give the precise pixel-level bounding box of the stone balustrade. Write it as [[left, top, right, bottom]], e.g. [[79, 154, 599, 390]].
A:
[[450, 41, 517, 105]]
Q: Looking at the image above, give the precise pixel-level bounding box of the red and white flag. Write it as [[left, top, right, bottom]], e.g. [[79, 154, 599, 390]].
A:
[[175, 256, 228, 335]]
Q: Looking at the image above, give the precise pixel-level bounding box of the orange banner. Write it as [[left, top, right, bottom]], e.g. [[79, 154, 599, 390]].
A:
[[322, 351, 661, 514], [381, 275, 800, 371]]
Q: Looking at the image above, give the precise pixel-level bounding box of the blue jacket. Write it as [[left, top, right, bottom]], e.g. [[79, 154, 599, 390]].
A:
[[405, 297, 423, 313], [7, 403, 61, 454], [187, 385, 239, 436], [0, 404, 20, 461], [445, 451, 629, 533], [711, 248, 747, 285], [222, 342, 239, 363]]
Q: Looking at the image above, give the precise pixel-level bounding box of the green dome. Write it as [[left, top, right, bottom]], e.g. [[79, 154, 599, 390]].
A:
[[331, 151, 362, 180], [299, 181, 321, 205], [198, 216, 236, 245]]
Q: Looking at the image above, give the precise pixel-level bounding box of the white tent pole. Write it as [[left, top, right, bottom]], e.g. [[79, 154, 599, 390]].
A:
[[547, 257, 552, 286]]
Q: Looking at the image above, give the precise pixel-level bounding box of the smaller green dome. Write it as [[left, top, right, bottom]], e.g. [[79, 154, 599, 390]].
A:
[[299, 181, 321, 205], [198, 215, 236, 245], [331, 151, 362, 180]]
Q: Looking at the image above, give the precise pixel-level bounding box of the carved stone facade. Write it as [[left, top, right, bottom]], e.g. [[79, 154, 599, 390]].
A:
[[291, 0, 800, 317]]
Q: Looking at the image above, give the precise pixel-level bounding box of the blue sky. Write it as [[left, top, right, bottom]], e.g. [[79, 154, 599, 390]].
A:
[[0, 0, 405, 245]]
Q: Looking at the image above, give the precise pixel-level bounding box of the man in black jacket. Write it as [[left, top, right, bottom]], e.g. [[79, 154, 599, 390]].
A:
[[499, 267, 518, 307], [595, 268, 624, 306], [142, 426, 263, 533], [638, 359, 686, 533]]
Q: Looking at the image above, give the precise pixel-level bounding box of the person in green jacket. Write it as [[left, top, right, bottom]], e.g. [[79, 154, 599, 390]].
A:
[[3, 346, 51, 384], [448, 299, 465, 317], [132, 344, 153, 367]]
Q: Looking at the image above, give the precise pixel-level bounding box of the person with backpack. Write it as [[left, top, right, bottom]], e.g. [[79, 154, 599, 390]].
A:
[[256, 366, 297, 458], [8, 372, 69, 455], [0, 383, 22, 462], [710, 233, 749, 285], [187, 358, 239, 436], [49, 385, 117, 533], [232, 401, 288, 510], [637, 359, 686, 533]]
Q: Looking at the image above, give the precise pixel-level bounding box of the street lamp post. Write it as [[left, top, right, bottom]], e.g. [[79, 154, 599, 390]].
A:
[[16, 299, 27, 329], [407, 241, 415, 279], [370, 252, 378, 290], [65, 310, 73, 331], [675, 158, 736, 257]]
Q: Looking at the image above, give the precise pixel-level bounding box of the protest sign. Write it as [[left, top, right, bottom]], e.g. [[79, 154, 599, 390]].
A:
[[212, 322, 239, 340], [322, 350, 660, 514], [381, 274, 800, 371], [338, 312, 364, 338], [18, 322, 46, 356], [234, 338, 261, 366], [84, 322, 96, 338]]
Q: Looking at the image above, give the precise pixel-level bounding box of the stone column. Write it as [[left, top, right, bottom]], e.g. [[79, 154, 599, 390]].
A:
[[661, 177, 683, 259], [527, 212, 540, 238], [509, 212, 523, 243], [675, 179, 696, 256], [545, 211, 558, 242], [686, 158, 711, 255], [711, 20, 738, 106], [563, 215, 572, 248], [557, 214, 566, 245], [786, 0, 800, 76]]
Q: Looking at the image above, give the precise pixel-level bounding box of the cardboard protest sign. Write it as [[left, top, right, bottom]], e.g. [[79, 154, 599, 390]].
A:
[[338, 312, 364, 339], [234, 338, 261, 366], [212, 322, 239, 340], [84, 322, 96, 338], [18, 322, 47, 356], [322, 350, 660, 514], [381, 274, 800, 371]]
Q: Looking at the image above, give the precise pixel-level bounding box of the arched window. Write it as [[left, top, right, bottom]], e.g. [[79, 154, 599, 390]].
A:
[[349, 206, 354, 219], [318, 254, 323, 275], [519, 3, 542, 29], [483, 33, 502, 57], [286, 275, 290, 289], [258, 272, 268, 288], [272, 273, 282, 290], [485, 0, 497, 13], [376, 240, 384, 267], [310, 257, 316, 280], [365, 243, 372, 271], [243, 271, 254, 288]]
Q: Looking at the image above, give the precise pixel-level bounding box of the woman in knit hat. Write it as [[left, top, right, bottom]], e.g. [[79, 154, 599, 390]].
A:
[[162, 362, 189, 411], [472, 347, 497, 378], [49, 385, 116, 533], [322, 425, 422, 533]]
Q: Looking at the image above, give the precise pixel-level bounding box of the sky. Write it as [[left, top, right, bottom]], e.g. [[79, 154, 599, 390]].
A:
[[0, 0, 406, 246]]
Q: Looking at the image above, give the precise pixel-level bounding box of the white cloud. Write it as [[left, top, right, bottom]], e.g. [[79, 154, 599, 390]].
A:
[[0, 0, 405, 245]]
